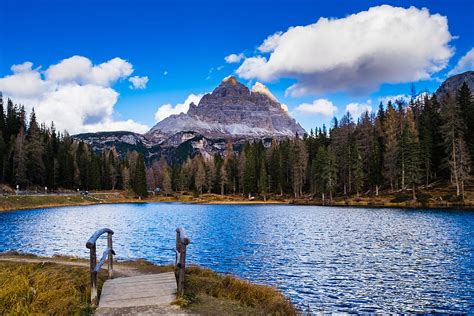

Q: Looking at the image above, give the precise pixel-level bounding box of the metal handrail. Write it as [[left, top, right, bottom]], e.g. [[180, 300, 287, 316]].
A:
[[175, 227, 190, 296], [86, 228, 115, 305]]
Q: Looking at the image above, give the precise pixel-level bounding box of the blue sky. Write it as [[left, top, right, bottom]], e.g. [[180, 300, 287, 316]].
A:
[[0, 0, 473, 134]]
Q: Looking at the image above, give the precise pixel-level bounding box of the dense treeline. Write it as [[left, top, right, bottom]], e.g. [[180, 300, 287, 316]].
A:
[[0, 95, 148, 196], [1, 83, 472, 202], [148, 83, 473, 202]]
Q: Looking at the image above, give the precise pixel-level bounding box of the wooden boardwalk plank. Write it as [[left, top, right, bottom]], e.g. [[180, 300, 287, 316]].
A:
[[98, 272, 177, 309]]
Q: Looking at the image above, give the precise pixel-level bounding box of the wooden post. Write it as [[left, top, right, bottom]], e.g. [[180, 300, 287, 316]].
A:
[[176, 228, 190, 297], [86, 228, 114, 305], [177, 243, 187, 296], [90, 244, 98, 305], [107, 232, 114, 279]]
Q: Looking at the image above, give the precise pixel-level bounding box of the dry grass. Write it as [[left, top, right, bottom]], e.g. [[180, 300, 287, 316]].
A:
[[0, 254, 296, 315], [0, 261, 106, 315], [181, 266, 296, 315]]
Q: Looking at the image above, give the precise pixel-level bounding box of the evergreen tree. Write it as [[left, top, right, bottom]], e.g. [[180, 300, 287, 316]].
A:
[[0, 132, 5, 181], [132, 153, 147, 197], [351, 145, 364, 197], [291, 139, 307, 198], [383, 102, 399, 191], [401, 109, 421, 200], [161, 164, 172, 195], [440, 94, 471, 199], [89, 154, 101, 190], [12, 128, 27, 188], [25, 109, 45, 186], [243, 143, 257, 195], [457, 82, 474, 167], [194, 157, 205, 195], [0, 93, 5, 134], [259, 158, 268, 201]]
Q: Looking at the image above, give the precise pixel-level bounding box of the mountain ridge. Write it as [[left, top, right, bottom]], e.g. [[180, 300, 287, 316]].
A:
[[74, 72, 474, 162], [146, 76, 305, 142], [75, 77, 305, 161]]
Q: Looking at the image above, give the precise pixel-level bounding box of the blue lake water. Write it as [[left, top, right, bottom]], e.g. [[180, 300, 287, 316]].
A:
[[0, 203, 473, 313]]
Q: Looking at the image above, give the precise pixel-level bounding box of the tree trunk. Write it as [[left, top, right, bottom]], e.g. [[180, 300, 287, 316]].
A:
[[412, 183, 416, 201], [375, 185, 379, 196], [401, 161, 405, 190], [322, 192, 325, 205], [453, 140, 460, 196]]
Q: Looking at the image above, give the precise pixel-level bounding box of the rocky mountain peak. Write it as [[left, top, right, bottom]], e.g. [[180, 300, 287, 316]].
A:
[[251, 82, 278, 102], [222, 75, 239, 85], [147, 76, 306, 140], [436, 71, 474, 100]]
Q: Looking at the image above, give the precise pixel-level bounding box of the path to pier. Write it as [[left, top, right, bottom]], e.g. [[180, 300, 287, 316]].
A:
[[0, 257, 187, 315]]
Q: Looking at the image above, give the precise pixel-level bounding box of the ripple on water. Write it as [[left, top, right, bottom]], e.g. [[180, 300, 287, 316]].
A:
[[0, 204, 473, 313]]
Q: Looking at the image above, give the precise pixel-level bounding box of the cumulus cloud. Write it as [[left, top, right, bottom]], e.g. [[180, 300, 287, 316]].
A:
[[345, 101, 373, 119], [295, 99, 337, 117], [45, 55, 133, 86], [448, 48, 474, 76], [0, 62, 48, 98], [378, 94, 410, 105], [129, 75, 149, 89], [236, 5, 453, 96], [154, 93, 204, 122], [0, 56, 149, 134], [224, 53, 244, 63]]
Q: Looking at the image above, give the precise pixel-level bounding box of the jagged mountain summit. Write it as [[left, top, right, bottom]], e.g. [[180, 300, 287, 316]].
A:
[[435, 71, 474, 99], [75, 76, 305, 161], [146, 76, 305, 142]]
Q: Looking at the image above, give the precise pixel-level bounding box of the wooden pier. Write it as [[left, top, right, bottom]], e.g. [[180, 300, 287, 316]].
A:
[[85, 227, 190, 314]]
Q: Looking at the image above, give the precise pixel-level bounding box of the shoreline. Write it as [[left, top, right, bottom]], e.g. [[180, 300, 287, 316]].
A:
[[1, 192, 473, 212], [0, 253, 296, 315]]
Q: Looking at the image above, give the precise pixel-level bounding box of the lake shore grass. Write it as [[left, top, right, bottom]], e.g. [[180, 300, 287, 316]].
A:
[[1, 188, 473, 212], [0, 253, 295, 315]]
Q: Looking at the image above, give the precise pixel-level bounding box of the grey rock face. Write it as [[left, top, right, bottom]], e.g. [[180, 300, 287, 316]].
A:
[[146, 76, 306, 141], [436, 71, 474, 100], [74, 77, 307, 162]]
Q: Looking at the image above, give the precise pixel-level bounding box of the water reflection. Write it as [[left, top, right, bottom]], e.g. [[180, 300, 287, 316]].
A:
[[0, 203, 473, 313]]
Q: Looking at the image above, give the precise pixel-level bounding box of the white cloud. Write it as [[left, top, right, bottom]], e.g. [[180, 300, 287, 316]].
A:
[[345, 101, 373, 119], [448, 48, 474, 76], [258, 32, 283, 53], [0, 56, 148, 134], [129, 75, 149, 89], [224, 53, 244, 63], [280, 103, 289, 112], [0, 62, 48, 98], [80, 119, 149, 134], [11, 61, 35, 73], [45, 55, 133, 86], [295, 99, 337, 117], [154, 93, 204, 122], [377, 92, 428, 106], [236, 5, 453, 96], [378, 94, 410, 105]]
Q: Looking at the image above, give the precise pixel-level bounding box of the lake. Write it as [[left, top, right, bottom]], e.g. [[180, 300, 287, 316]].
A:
[[0, 203, 473, 313]]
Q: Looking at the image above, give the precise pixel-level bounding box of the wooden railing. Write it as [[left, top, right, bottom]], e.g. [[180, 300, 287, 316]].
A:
[[175, 227, 190, 296], [86, 228, 115, 305]]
